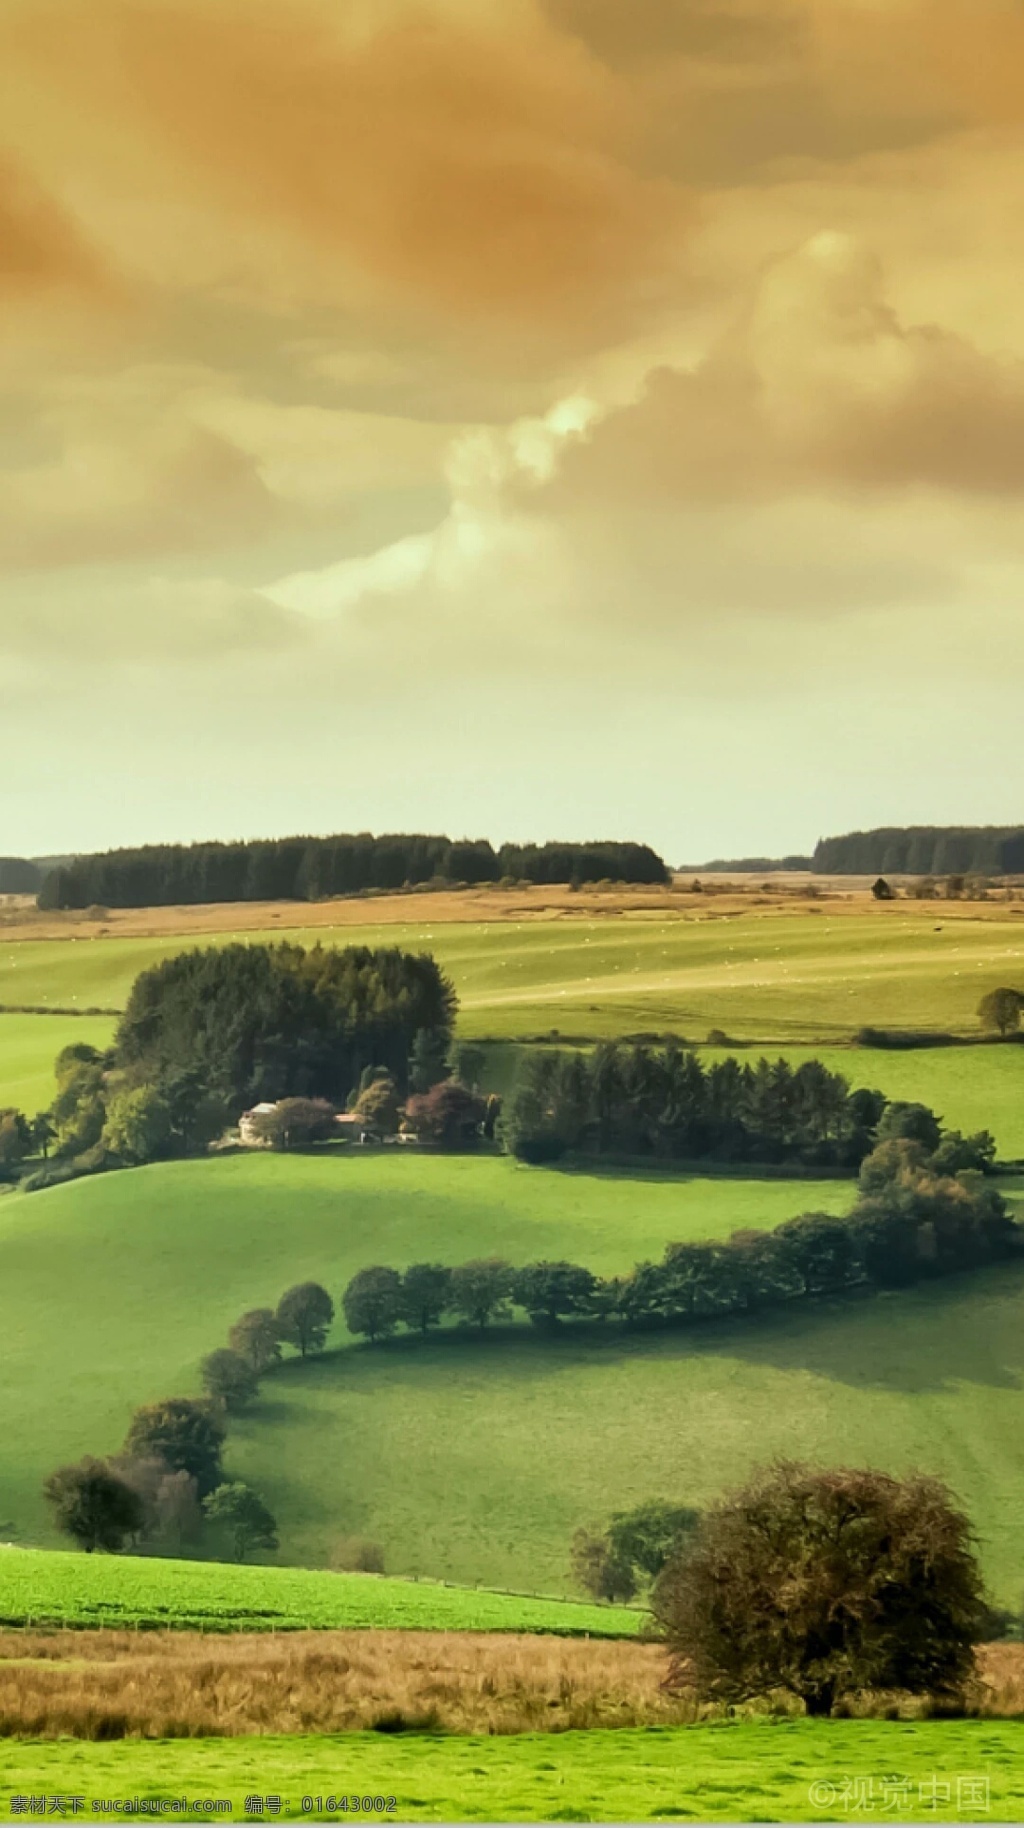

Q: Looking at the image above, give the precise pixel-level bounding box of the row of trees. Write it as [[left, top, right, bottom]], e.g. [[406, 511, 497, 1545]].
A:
[[502, 1044, 896, 1167], [38, 836, 668, 909], [339, 1129, 1016, 1343], [813, 825, 1024, 876]]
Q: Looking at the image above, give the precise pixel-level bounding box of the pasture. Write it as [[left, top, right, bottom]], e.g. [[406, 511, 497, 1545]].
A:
[[0, 1013, 116, 1118], [2, 1719, 1024, 1821], [1, 1156, 1023, 1597], [3, 907, 1024, 1044], [0, 1549, 636, 1638], [0, 1154, 853, 1558]]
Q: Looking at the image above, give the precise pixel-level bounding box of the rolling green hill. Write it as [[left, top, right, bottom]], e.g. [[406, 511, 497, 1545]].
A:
[[1, 1155, 1023, 1601], [2, 911, 1023, 1162], [4, 911, 1024, 1042]]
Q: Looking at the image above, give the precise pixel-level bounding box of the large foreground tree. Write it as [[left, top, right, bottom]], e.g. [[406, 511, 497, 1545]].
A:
[[655, 1462, 984, 1716]]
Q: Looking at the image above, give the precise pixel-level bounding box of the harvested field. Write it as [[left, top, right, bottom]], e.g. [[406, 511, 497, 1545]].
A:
[[3, 877, 1022, 946], [0, 1631, 1019, 1740]]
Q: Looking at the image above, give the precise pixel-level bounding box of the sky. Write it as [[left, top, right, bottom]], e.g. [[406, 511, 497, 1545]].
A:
[[2, 0, 1024, 864]]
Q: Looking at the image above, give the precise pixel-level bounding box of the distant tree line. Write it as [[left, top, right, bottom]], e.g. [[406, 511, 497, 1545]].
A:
[[501, 1044, 899, 1168], [37, 835, 669, 909], [0, 856, 43, 893], [813, 826, 1024, 876], [695, 856, 812, 873]]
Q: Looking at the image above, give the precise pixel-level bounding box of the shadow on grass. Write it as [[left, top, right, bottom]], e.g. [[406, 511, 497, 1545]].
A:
[[258, 1258, 1024, 1399], [537, 1157, 854, 1186]]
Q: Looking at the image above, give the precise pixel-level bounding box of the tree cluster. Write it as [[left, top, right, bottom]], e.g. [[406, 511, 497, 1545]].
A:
[[501, 1043, 890, 1168], [41, 1284, 334, 1560], [571, 1499, 700, 1603], [22, 943, 476, 1189], [813, 826, 1024, 876], [38, 835, 669, 909], [496, 842, 668, 887], [44, 1394, 275, 1562], [21, 1039, 228, 1191], [115, 941, 456, 1111]]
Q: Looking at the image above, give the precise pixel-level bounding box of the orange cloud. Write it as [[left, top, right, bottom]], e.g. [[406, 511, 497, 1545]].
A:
[[2, 0, 684, 348], [0, 152, 106, 296], [541, 235, 1024, 508], [0, 424, 280, 571]]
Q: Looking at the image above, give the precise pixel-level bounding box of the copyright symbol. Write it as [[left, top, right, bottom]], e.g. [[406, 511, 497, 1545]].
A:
[[810, 1781, 837, 1809]]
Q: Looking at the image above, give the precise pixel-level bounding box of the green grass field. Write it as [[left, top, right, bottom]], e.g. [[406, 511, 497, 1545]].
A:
[[0, 1013, 116, 1117], [2, 1720, 1023, 1821], [0, 1548, 638, 1636], [0, 1154, 854, 1563], [4, 910, 1024, 1041], [1, 1155, 1023, 1598]]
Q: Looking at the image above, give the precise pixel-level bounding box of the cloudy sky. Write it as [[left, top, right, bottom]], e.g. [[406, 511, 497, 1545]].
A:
[[3, 0, 1024, 862]]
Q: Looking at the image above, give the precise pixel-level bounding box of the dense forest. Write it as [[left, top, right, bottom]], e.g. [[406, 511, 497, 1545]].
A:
[[813, 827, 1024, 875], [115, 942, 457, 1107], [37, 835, 668, 908], [0, 857, 44, 892], [503, 1044, 891, 1168]]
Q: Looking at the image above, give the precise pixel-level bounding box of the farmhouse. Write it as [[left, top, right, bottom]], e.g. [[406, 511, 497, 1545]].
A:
[[238, 1101, 416, 1147], [238, 1102, 278, 1146]]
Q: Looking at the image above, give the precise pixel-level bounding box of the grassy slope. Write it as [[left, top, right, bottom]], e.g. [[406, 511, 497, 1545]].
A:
[[0, 1013, 116, 1116], [0, 1155, 852, 1558], [4, 910, 1024, 1040], [233, 1262, 1024, 1601], [0, 1156, 1022, 1598], [2, 1721, 1023, 1822], [0, 1548, 639, 1637]]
